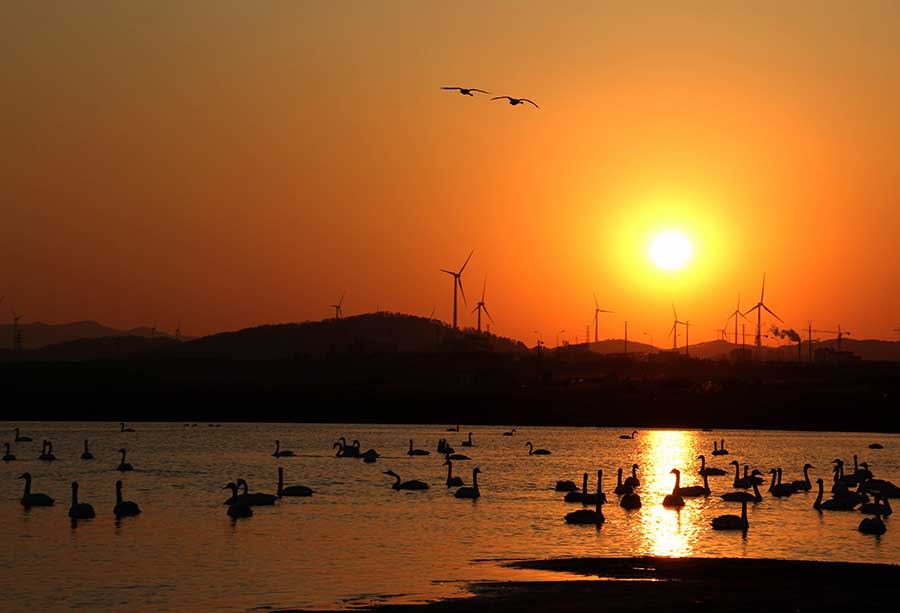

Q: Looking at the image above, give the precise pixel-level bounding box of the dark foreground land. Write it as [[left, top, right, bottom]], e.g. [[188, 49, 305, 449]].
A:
[[2, 352, 898, 432], [301, 557, 900, 612]]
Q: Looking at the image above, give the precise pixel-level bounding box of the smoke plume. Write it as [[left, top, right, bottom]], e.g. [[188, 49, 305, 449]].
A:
[[770, 326, 801, 342]]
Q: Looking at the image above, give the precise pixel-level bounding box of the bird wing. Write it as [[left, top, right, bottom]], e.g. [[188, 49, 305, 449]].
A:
[[521, 99, 540, 108], [442, 87, 462, 91], [470, 89, 491, 94], [491, 96, 511, 101]]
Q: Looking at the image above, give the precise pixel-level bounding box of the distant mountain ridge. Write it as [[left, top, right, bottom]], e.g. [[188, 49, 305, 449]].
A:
[[0, 320, 170, 350]]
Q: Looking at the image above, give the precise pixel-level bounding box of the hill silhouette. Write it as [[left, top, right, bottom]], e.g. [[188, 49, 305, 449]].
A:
[[0, 313, 527, 362]]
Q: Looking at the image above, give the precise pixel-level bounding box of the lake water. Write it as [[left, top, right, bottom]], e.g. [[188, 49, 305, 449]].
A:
[[1, 422, 897, 611]]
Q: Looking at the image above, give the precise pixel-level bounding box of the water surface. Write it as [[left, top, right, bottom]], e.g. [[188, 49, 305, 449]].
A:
[[1, 422, 897, 610]]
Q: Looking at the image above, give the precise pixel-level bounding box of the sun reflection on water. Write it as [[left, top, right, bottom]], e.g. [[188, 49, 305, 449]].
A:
[[638, 430, 701, 557]]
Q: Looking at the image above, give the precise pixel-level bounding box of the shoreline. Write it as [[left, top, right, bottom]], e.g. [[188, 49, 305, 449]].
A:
[[293, 556, 900, 612]]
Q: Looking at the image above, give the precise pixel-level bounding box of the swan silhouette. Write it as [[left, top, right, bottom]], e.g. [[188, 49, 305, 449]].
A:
[[14, 428, 32, 442], [120, 422, 135, 433], [444, 460, 464, 487], [407, 439, 430, 456], [860, 495, 892, 517], [768, 468, 794, 497], [712, 440, 729, 456], [624, 464, 640, 488], [788, 464, 814, 492], [236, 479, 277, 506], [698, 455, 727, 476], [117, 448, 134, 471], [80, 440, 94, 460], [614, 468, 633, 495], [581, 470, 607, 505], [859, 515, 887, 535], [731, 461, 757, 488], [502, 427, 517, 436], [223, 484, 253, 518], [454, 467, 481, 499], [525, 441, 551, 455], [869, 443, 884, 449], [813, 478, 858, 511], [114, 480, 141, 517], [68, 482, 96, 519], [383, 470, 429, 490], [445, 450, 470, 461], [565, 470, 604, 525], [272, 440, 296, 457], [555, 478, 577, 492], [712, 498, 749, 531], [277, 466, 313, 497], [360, 448, 380, 463], [620, 488, 642, 510], [619, 430, 638, 440], [442, 87, 491, 97], [721, 482, 763, 503], [662, 469, 685, 507], [460, 432, 474, 448], [18, 473, 54, 507], [677, 471, 710, 497], [565, 473, 589, 503], [491, 95, 539, 108], [2, 443, 14, 462], [40, 441, 56, 462]]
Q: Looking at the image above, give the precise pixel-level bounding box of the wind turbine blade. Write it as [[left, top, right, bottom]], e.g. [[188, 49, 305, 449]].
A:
[[593, 312, 598, 326], [440, 269, 454, 275], [669, 323, 676, 337], [481, 276, 486, 302], [338, 293, 345, 307], [458, 250, 474, 274], [672, 303, 678, 320], [483, 306, 494, 324], [594, 292, 599, 309], [760, 273, 766, 302], [736, 292, 741, 312], [598, 310, 614, 314], [742, 304, 760, 317], [472, 305, 479, 314], [762, 304, 784, 323], [458, 278, 467, 306]]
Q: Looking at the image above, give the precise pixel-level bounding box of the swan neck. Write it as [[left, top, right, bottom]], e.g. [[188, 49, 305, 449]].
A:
[[617, 469, 622, 486], [741, 500, 747, 520], [72, 484, 78, 506], [23, 475, 31, 496], [116, 484, 123, 504], [472, 470, 479, 491], [278, 470, 284, 495], [814, 482, 823, 507], [673, 471, 680, 493]]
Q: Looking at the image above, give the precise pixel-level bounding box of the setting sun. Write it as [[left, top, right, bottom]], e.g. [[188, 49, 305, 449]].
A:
[[649, 230, 692, 271]]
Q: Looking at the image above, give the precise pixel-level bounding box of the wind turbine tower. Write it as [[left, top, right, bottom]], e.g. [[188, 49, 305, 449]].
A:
[[743, 274, 783, 353], [441, 251, 473, 329], [670, 304, 687, 352], [725, 293, 748, 345], [592, 293, 613, 343], [472, 276, 493, 333], [330, 293, 345, 320]]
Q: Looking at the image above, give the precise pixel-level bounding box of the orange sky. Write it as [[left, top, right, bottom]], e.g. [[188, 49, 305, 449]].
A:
[[2, 2, 899, 346]]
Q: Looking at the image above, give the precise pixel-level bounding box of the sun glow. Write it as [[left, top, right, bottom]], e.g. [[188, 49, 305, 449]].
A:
[[649, 230, 692, 271]]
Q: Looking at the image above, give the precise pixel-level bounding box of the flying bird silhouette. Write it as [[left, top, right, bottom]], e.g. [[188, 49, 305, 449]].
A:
[[491, 96, 539, 108], [442, 87, 491, 96]]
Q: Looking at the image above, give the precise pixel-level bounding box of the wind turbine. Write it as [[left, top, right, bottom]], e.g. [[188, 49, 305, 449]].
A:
[[441, 250, 473, 329], [725, 293, 748, 345], [743, 274, 783, 351], [472, 276, 493, 333], [330, 293, 345, 320], [670, 303, 687, 352], [592, 293, 613, 343], [10, 307, 23, 352]]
